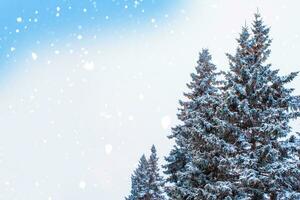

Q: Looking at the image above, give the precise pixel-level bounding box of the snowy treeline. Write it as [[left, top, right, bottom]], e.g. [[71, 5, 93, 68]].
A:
[[126, 13, 300, 200]]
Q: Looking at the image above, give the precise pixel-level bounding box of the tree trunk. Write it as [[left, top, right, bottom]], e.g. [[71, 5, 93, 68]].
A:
[[270, 192, 277, 200]]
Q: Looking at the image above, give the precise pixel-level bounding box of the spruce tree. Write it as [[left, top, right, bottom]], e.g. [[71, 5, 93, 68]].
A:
[[126, 146, 165, 200], [164, 13, 300, 200], [147, 145, 165, 200], [164, 49, 226, 199], [222, 13, 300, 199], [126, 155, 150, 200]]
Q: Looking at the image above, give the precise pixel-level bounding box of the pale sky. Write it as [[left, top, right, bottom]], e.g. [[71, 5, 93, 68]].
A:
[[0, 1, 299, 199]]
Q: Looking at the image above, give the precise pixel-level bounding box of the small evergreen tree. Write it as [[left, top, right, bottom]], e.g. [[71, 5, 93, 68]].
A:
[[126, 146, 165, 200], [126, 155, 150, 200], [147, 145, 165, 200]]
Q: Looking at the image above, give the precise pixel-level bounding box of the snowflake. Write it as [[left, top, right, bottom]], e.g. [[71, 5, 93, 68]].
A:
[[105, 144, 113, 155]]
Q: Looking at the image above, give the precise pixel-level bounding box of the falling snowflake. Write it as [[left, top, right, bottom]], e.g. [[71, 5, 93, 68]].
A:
[[79, 181, 86, 189], [82, 61, 95, 71], [16, 17, 22, 23], [161, 115, 171, 130], [105, 144, 113, 155], [31, 52, 38, 60]]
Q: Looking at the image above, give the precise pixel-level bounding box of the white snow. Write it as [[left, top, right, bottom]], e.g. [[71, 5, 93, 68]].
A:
[[139, 93, 144, 100], [105, 144, 113, 155], [31, 52, 38, 60], [82, 61, 95, 71], [161, 115, 171, 130], [128, 115, 134, 121], [16, 17, 22, 23], [79, 181, 86, 189]]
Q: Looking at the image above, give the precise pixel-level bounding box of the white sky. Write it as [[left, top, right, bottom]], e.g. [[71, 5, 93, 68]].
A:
[[0, 1, 299, 199]]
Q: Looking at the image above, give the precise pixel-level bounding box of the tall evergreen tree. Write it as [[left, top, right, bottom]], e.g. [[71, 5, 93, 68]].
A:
[[164, 12, 300, 200], [222, 13, 300, 199], [164, 49, 226, 199], [126, 146, 165, 200]]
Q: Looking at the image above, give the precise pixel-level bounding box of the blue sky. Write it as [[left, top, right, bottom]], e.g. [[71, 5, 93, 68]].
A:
[[0, 0, 182, 71]]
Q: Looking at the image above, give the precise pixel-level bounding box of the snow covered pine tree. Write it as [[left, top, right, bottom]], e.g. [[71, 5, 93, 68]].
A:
[[164, 49, 225, 199], [164, 13, 300, 200], [223, 13, 300, 199], [126, 145, 165, 200], [126, 155, 150, 200], [148, 145, 166, 200]]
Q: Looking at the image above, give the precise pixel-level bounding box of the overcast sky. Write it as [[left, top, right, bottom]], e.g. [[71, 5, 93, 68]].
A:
[[0, 0, 299, 199]]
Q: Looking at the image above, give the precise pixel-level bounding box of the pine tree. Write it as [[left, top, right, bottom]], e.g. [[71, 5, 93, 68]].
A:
[[164, 49, 227, 199], [126, 146, 165, 200], [163, 13, 300, 200], [147, 145, 165, 200], [222, 13, 300, 199], [126, 155, 150, 200]]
